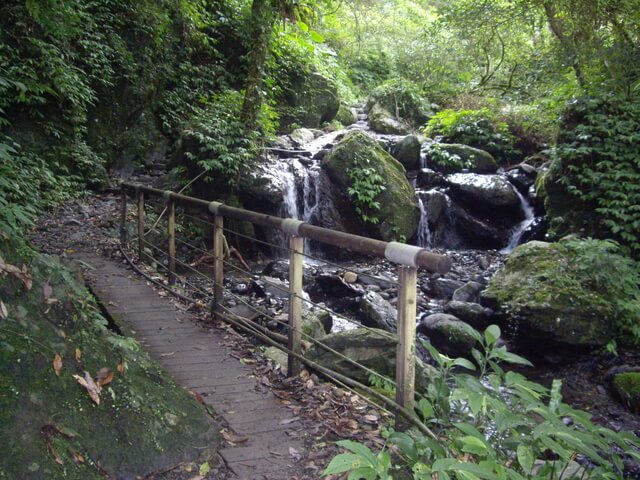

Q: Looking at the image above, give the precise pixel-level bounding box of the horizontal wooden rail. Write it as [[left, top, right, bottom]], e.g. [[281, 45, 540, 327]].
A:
[[121, 181, 452, 429], [121, 182, 451, 273]]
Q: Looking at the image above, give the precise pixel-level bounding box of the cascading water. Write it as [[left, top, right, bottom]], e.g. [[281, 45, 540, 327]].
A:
[[501, 188, 535, 253], [417, 196, 432, 248], [275, 159, 300, 220]]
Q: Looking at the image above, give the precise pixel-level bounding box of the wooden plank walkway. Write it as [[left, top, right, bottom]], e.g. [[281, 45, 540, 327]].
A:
[[74, 253, 305, 479]]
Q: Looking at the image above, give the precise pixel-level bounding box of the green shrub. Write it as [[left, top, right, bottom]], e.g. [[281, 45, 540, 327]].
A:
[[181, 90, 277, 185], [543, 95, 640, 256], [345, 49, 392, 93], [324, 326, 640, 479], [424, 108, 520, 164], [425, 144, 468, 172], [346, 151, 387, 225], [369, 79, 434, 126]]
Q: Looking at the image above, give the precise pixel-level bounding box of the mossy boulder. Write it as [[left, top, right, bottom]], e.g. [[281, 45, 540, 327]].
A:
[[427, 143, 498, 174], [368, 103, 411, 135], [322, 131, 420, 241], [483, 238, 640, 348], [391, 135, 422, 170], [302, 308, 331, 339], [418, 313, 480, 358], [0, 240, 219, 479], [304, 328, 433, 391], [280, 72, 340, 129], [335, 104, 357, 126], [613, 372, 640, 413]]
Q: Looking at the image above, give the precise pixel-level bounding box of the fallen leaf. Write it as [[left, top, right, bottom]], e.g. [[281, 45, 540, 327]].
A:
[[0, 301, 7, 319], [116, 361, 126, 375], [53, 354, 62, 376], [75, 348, 82, 361], [199, 462, 210, 476], [43, 283, 53, 299], [363, 415, 379, 424], [73, 371, 101, 405], [67, 447, 85, 465], [221, 430, 248, 444], [279, 417, 299, 425], [289, 446, 302, 460], [0, 257, 32, 290], [240, 357, 256, 365], [160, 351, 175, 357], [95, 368, 114, 387]]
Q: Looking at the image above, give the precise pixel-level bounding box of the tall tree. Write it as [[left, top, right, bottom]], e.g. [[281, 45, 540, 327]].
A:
[[240, 0, 277, 130]]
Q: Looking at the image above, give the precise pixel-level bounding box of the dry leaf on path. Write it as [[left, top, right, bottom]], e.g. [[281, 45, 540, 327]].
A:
[[221, 430, 248, 444], [75, 348, 82, 361], [73, 371, 101, 405], [53, 354, 62, 376], [0, 257, 32, 290], [96, 368, 114, 387], [43, 283, 53, 299], [117, 361, 126, 375], [160, 351, 175, 357], [0, 301, 7, 319]]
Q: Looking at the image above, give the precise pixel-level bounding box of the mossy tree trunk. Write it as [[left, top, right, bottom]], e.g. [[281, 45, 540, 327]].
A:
[[240, 0, 277, 130]]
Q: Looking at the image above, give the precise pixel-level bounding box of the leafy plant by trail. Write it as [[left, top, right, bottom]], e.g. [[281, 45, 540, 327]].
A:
[[542, 95, 640, 257], [324, 325, 640, 479], [424, 108, 520, 165]]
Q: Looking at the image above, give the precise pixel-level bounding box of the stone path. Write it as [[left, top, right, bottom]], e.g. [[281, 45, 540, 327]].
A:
[[75, 253, 304, 480]]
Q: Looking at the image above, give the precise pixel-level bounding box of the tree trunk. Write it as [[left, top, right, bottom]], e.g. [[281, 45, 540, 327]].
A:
[[240, 0, 277, 131]]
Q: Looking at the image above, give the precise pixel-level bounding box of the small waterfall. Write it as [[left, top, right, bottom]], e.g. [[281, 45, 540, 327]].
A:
[[501, 189, 535, 254], [302, 165, 320, 223], [417, 196, 432, 248], [275, 159, 300, 220]]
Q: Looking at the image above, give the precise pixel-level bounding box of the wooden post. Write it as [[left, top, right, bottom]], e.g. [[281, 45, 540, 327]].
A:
[[167, 199, 176, 285], [119, 187, 127, 245], [395, 266, 418, 429], [212, 215, 224, 320], [137, 189, 145, 262], [287, 235, 304, 377]]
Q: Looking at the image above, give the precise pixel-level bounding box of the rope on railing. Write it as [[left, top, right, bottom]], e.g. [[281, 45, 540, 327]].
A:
[[120, 182, 452, 430]]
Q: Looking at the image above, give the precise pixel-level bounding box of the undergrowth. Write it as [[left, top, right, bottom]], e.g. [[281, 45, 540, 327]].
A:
[[324, 326, 640, 479]]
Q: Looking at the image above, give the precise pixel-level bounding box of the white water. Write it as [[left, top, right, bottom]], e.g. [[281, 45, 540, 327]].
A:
[[500, 188, 535, 253], [276, 159, 300, 220], [417, 196, 432, 248]]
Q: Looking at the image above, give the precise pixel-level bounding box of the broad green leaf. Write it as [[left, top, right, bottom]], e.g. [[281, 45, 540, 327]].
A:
[[309, 30, 325, 43], [453, 357, 476, 371], [484, 325, 501, 345], [335, 440, 377, 466], [516, 444, 534, 473], [323, 453, 365, 475]]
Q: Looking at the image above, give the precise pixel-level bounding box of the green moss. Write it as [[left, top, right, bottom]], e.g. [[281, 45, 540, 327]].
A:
[[324, 131, 420, 241], [613, 373, 640, 413], [0, 239, 218, 479], [484, 238, 640, 346]]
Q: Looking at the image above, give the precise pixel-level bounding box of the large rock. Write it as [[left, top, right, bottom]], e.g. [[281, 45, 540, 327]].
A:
[[360, 291, 397, 332], [322, 131, 420, 241], [304, 328, 433, 390], [444, 301, 490, 329], [427, 143, 498, 174], [280, 72, 340, 129], [445, 173, 522, 213], [368, 103, 411, 135], [290, 128, 316, 145], [335, 104, 357, 126], [391, 135, 421, 170], [483, 238, 640, 347], [418, 314, 480, 358], [0, 241, 218, 479], [613, 372, 640, 413]]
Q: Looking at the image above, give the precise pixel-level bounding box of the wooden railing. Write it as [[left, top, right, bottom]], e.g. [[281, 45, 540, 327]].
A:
[[120, 182, 451, 427]]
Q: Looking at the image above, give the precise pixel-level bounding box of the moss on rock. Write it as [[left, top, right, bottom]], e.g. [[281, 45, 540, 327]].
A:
[[483, 238, 640, 347], [613, 373, 640, 413], [323, 131, 420, 241], [0, 239, 218, 479]]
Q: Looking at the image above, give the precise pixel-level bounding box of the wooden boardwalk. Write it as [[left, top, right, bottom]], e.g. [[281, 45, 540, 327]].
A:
[[75, 253, 304, 479]]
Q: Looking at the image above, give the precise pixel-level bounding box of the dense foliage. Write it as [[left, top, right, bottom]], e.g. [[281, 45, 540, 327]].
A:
[[543, 96, 640, 256], [324, 326, 640, 479], [424, 108, 519, 164]]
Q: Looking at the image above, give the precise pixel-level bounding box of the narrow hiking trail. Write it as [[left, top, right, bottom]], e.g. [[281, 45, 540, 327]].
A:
[[28, 191, 390, 479]]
